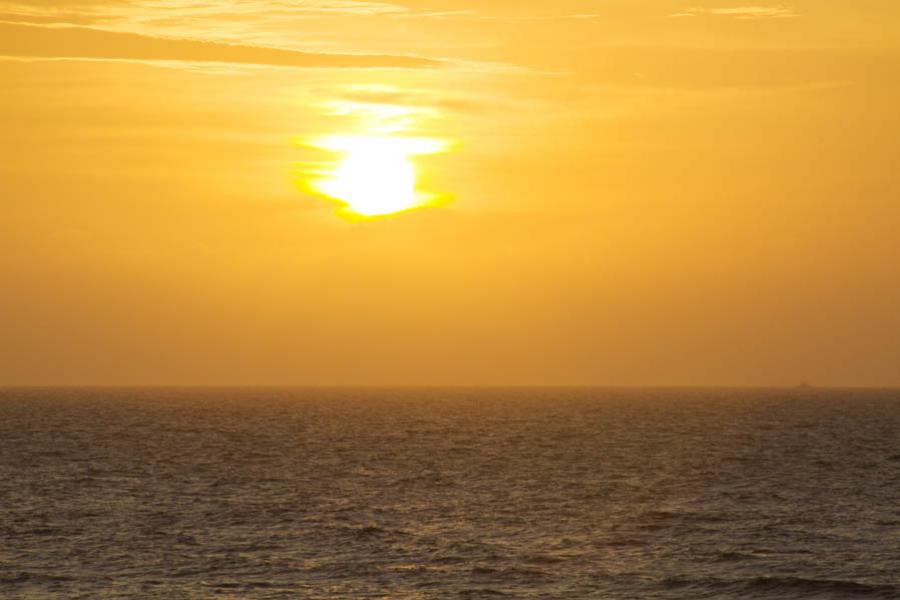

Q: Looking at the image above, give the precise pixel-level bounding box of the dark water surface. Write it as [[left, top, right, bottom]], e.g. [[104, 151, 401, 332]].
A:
[[1, 387, 898, 599]]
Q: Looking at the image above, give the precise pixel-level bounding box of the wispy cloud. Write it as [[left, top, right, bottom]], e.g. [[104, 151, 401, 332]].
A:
[[0, 1, 410, 44], [321, 84, 496, 115], [0, 1, 602, 34], [396, 10, 600, 22], [671, 6, 799, 19], [0, 1, 594, 74], [0, 21, 439, 69], [0, 0, 407, 19]]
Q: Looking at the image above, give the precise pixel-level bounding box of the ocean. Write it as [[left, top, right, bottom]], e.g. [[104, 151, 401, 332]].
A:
[[1, 387, 898, 599]]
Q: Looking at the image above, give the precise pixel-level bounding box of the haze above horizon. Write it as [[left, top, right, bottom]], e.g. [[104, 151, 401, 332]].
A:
[[2, 0, 899, 387]]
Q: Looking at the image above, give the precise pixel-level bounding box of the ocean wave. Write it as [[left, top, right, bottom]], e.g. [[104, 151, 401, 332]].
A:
[[662, 575, 899, 598]]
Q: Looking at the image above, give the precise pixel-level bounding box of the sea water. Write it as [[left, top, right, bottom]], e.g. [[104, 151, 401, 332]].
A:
[[1, 387, 898, 599]]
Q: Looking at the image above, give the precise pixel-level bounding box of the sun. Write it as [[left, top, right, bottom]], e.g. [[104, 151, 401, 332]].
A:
[[307, 135, 449, 218]]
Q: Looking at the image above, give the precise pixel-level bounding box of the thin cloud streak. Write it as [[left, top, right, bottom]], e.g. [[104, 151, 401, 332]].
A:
[[0, 0, 411, 45], [395, 11, 600, 22], [0, 21, 440, 69], [671, 6, 799, 19]]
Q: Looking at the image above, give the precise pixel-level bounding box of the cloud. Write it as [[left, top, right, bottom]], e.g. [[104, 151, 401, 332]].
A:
[[396, 10, 600, 22], [0, 21, 439, 69], [0, 1, 549, 74], [0, 1, 600, 36], [322, 84, 495, 114], [0, 0, 406, 18], [0, 1, 411, 44], [671, 6, 799, 19]]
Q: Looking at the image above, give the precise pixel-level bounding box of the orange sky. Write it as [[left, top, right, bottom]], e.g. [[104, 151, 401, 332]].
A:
[[2, 1, 899, 386]]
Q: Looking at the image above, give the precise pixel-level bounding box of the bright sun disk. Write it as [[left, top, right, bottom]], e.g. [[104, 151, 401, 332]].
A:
[[309, 135, 448, 217]]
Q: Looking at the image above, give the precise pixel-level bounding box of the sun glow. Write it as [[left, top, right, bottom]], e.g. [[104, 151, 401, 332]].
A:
[[308, 134, 450, 218]]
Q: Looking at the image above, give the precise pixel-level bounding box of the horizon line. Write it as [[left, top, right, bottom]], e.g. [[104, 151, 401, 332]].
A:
[[2, 384, 899, 391]]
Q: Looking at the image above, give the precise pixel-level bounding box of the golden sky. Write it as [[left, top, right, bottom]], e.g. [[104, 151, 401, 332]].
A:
[[2, 0, 899, 386]]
